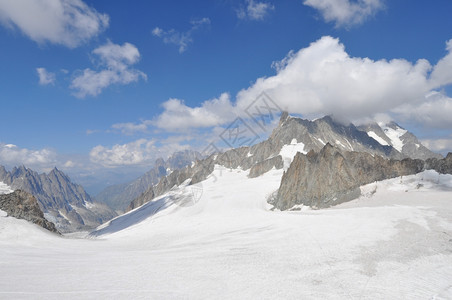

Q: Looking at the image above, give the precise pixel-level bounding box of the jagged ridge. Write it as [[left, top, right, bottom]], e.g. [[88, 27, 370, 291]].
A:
[[0, 166, 116, 233]]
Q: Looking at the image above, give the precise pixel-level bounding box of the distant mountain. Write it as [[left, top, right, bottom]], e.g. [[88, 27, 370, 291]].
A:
[[95, 150, 203, 212], [357, 121, 442, 160], [128, 114, 443, 211], [0, 166, 116, 233]]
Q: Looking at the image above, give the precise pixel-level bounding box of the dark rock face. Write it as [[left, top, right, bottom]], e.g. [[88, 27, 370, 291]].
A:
[[0, 166, 116, 233], [96, 150, 202, 212], [249, 155, 283, 178], [425, 153, 452, 174], [275, 144, 426, 210], [0, 190, 59, 233]]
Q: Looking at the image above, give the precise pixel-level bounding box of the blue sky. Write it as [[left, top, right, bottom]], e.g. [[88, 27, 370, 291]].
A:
[[0, 0, 452, 193]]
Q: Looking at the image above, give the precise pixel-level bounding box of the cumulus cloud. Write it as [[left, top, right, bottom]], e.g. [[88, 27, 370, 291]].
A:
[[430, 39, 452, 88], [0, 143, 57, 170], [0, 0, 108, 48], [70, 41, 147, 97], [235, 36, 435, 121], [36, 67, 55, 85], [152, 18, 210, 53], [89, 139, 189, 167], [237, 0, 274, 21], [152, 35, 452, 131], [303, 0, 384, 28], [154, 93, 237, 131]]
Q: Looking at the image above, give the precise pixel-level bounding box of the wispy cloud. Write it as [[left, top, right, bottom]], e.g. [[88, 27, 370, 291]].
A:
[[303, 0, 384, 28], [152, 18, 210, 53], [111, 120, 153, 135], [70, 41, 147, 97], [89, 138, 189, 167], [36, 67, 55, 85], [237, 0, 274, 21], [0, 0, 109, 48]]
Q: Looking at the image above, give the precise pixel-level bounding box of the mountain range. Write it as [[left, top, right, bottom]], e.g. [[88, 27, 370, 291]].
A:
[[95, 150, 202, 212], [0, 166, 116, 233], [126, 114, 444, 212], [0, 114, 448, 233]]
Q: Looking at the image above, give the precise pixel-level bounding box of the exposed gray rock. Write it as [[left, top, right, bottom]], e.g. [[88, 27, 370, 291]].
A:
[[275, 144, 425, 210], [249, 155, 283, 178], [425, 152, 452, 174], [0, 166, 116, 233], [0, 190, 59, 233], [95, 150, 202, 212]]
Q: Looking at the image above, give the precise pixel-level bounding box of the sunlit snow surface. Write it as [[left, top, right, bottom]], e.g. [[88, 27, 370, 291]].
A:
[[279, 138, 307, 170], [1, 167, 452, 299], [367, 131, 390, 146], [380, 124, 407, 151]]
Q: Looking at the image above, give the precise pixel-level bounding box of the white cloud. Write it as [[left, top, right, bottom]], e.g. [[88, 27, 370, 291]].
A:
[[430, 39, 452, 88], [393, 91, 452, 129], [152, 36, 452, 131], [235, 36, 435, 121], [152, 18, 210, 53], [36, 67, 55, 85], [0, 0, 108, 48], [421, 137, 452, 154], [237, 0, 274, 21], [153, 93, 237, 131], [111, 120, 153, 135], [70, 41, 147, 97], [303, 0, 384, 28], [0, 143, 57, 170], [89, 139, 189, 167]]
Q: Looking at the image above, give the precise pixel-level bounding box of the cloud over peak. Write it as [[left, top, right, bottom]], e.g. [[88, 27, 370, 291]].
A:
[[151, 35, 452, 131]]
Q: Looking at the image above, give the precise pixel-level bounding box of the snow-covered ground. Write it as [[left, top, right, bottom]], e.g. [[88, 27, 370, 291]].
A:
[[0, 167, 451, 299]]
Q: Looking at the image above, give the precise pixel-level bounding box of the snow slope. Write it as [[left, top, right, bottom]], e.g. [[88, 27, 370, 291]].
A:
[[279, 138, 307, 170], [380, 124, 407, 151], [0, 167, 451, 299]]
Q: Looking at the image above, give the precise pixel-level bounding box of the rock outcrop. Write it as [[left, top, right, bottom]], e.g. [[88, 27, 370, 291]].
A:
[[0, 190, 59, 233], [425, 152, 452, 174], [249, 155, 283, 178], [274, 144, 427, 210]]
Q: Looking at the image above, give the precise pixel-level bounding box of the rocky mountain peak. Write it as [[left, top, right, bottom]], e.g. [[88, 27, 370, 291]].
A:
[[279, 111, 289, 125]]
